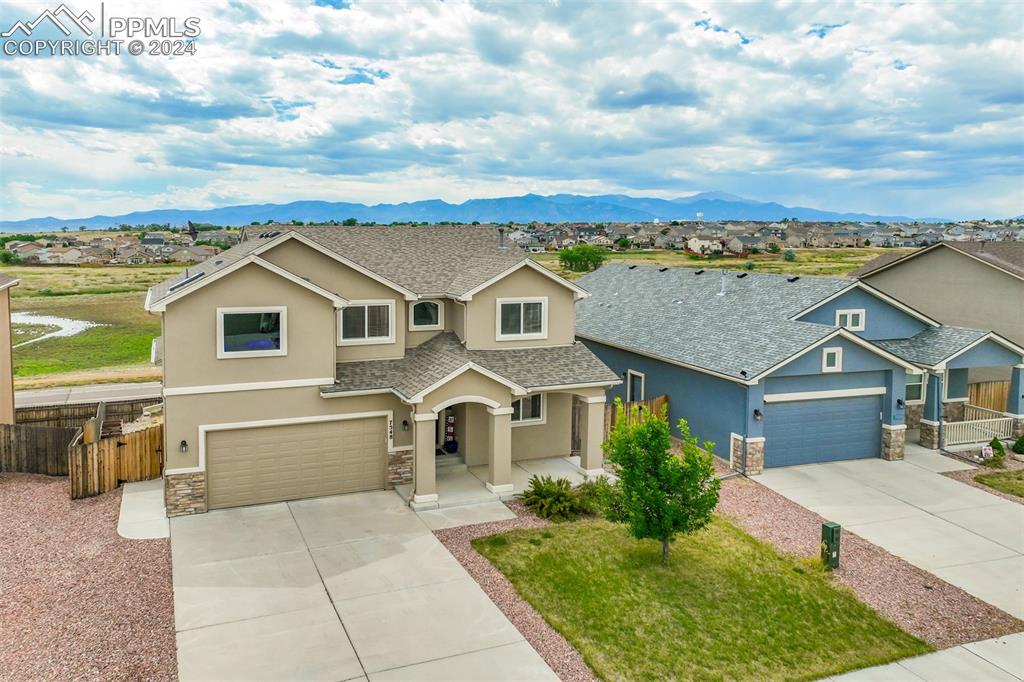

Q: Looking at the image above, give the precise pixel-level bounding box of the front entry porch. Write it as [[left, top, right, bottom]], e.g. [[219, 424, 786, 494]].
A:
[[395, 455, 590, 509]]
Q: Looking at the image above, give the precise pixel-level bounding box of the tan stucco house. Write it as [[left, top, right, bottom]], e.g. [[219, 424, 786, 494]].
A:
[[0, 273, 17, 424], [852, 241, 1024, 383], [146, 226, 619, 515]]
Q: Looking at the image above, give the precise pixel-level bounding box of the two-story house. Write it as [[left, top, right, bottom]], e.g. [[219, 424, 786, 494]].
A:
[[146, 226, 618, 515], [576, 265, 1024, 472]]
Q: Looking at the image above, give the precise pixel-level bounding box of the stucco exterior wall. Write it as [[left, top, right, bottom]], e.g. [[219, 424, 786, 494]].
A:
[[0, 287, 13, 424], [464, 266, 576, 349], [860, 246, 1024, 347], [164, 387, 413, 471], [162, 263, 336, 390], [511, 392, 573, 460]]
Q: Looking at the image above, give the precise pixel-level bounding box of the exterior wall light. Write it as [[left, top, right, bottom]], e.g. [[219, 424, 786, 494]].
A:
[[179, 440, 188, 453], [401, 420, 409, 431], [896, 398, 905, 409], [753, 409, 763, 422]]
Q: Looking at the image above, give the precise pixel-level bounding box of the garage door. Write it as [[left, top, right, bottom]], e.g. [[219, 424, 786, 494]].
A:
[[206, 417, 387, 509], [763, 395, 882, 468]]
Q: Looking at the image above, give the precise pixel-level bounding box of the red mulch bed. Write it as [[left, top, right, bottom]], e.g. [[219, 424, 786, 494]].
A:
[[0, 474, 176, 681]]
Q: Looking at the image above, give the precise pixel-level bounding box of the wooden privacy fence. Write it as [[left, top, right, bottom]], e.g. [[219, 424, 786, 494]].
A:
[[15, 398, 161, 429], [571, 395, 669, 454], [969, 381, 1010, 413], [68, 423, 164, 500], [0, 423, 80, 475]]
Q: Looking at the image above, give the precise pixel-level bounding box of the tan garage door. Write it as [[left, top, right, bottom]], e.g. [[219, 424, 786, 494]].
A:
[[206, 417, 387, 509]]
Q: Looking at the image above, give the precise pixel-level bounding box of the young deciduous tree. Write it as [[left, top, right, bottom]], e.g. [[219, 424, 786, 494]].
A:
[[558, 243, 608, 272], [603, 399, 720, 564]]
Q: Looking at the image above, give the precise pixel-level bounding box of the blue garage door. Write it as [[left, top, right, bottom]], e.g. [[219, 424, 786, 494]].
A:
[[763, 395, 882, 468]]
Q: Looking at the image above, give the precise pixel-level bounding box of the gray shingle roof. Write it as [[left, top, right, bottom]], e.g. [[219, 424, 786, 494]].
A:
[[576, 265, 853, 380], [326, 332, 619, 400], [147, 225, 531, 306], [0, 273, 18, 289], [874, 326, 989, 366]]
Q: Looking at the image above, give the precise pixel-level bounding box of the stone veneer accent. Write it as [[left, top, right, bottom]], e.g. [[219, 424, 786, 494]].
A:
[[165, 471, 207, 516], [904, 403, 923, 430], [943, 400, 966, 423], [387, 450, 413, 488], [1012, 417, 1024, 439], [730, 435, 743, 472], [881, 425, 906, 461], [918, 419, 940, 450], [744, 439, 765, 475]]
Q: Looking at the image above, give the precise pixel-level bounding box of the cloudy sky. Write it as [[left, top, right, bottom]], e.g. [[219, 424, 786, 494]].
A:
[[1, 0, 1021, 221]]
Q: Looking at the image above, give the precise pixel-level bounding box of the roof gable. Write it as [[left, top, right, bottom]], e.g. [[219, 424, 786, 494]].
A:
[[852, 242, 1024, 281]]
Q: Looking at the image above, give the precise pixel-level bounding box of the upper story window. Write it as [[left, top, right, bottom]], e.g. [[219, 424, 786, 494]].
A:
[[409, 300, 444, 331], [217, 307, 287, 359], [339, 300, 395, 346], [822, 347, 843, 373], [511, 394, 544, 425], [496, 297, 547, 341], [905, 371, 924, 402], [835, 308, 866, 332]]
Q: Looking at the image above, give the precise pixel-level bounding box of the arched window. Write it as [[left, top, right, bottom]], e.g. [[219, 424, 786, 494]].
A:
[[409, 300, 443, 330]]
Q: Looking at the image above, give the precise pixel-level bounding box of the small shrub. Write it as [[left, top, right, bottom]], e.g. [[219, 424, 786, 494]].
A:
[[983, 437, 1007, 468], [1012, 435, 1024, 455], [783, 249, 797, 262], [521, 475, 583, 522]]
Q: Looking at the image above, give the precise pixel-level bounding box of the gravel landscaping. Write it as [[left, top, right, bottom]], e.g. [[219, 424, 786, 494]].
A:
[[0, 473, 176, 681], [718, 474, 1024, 648]]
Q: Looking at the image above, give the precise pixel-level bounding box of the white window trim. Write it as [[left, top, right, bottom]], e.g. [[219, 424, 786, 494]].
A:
[[626, 369, 646, 402], [905, 370, 926, 404], [835, 308, 866, 332], [338, 299, 396, 346], [822, 347, 843, 373], [408, 299, 444, 331], [511, 394, 546, 427], [216, 306, 287, 359], [496, 296, 548, 341]]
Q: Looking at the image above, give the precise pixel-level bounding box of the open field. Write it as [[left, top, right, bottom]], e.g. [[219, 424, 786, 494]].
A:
[[533, 246, 915, 280], [11, 322, 60, 345], [0, 264, 185, 298], [11, 292, 161, 385], [474, 517, 930, 681]]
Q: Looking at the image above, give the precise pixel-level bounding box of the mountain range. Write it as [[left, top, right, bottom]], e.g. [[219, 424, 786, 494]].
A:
[[0, 192, 946, 232]]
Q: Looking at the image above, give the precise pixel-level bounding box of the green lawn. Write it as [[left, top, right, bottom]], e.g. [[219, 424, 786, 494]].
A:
[[532, 247, 914, 281], [975, 469, 1024, 498], [11, 292, 159, 377], [11, 322, 60, 345], [473, 518, 930, 681]]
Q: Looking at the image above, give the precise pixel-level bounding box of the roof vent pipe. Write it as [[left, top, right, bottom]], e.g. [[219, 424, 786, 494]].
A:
[[718, 269, 728, 296], [497, 227, 506, 249]]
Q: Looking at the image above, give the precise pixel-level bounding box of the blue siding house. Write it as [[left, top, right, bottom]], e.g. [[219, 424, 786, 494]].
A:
[[577, 265, 1024, 472]]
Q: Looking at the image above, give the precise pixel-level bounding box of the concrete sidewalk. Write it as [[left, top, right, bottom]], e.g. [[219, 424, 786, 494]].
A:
[[15, 381, 162, 407], [827, 633, 1023, 681]]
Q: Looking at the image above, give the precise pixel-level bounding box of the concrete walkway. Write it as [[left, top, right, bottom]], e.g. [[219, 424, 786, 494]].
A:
[[117, 478, 169, 539], [15, 381, 162, 407], [827, 632, 1024, 681], [758, 449, 1024, 618], [170, 491, 555, 681]]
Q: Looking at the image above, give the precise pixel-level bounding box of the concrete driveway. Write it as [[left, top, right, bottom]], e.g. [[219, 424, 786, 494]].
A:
[[758, 449, 1024, 619], [170, 491, 555, 681]]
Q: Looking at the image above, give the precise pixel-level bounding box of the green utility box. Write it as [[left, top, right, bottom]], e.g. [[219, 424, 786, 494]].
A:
[[821, 521, 841, 570]]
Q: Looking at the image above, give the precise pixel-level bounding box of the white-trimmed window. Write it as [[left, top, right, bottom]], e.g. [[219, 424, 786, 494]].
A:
[[511, 394, 545, 425], [835, 309, 866, 332], [217, 307, 287, 359], [626, 369, 645, 402], [905, 370, 924, 403], [339, 300, 395, 345], [496, 297, 547, 340], [822, 347, 843, 373], [409, 300, 443, 331]]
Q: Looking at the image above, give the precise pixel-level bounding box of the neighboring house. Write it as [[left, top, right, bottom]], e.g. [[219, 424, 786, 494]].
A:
[[141, 233, 166, 247], [687, 235, 723, 255], [146, 226, 619, 516], [0, 274, 16, 424], [577, 265, 1024, 473], [169, 246, 215, 263], [851, 241, 1024, 383]]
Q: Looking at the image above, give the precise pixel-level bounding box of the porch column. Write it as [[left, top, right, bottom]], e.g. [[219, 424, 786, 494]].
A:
[[739, 382, 765, 475], [412, 412, 438, 509], [881, 369, 906, 461], [486, 406, 514, 494], [1009, 365, 1024, 437], [579, 396, 606, 476], [919, 372, 943, 449]]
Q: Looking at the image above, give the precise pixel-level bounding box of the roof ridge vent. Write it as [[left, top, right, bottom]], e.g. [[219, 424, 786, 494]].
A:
[[787, 276, 800, 282], [736, 272, 748, 279], [659, 267, 668, 272], [627, 265, 637, 269], [695, 269, 705, 275]]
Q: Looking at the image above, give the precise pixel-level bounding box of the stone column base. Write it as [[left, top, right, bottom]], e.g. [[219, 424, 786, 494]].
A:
[[165, 471, 207, 516], [739, 437, 764, 475], [942, 400, 966, 423], [919, 419, 940, 450], [387, 450, 413, 488], [881, 424, 906, 461]]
